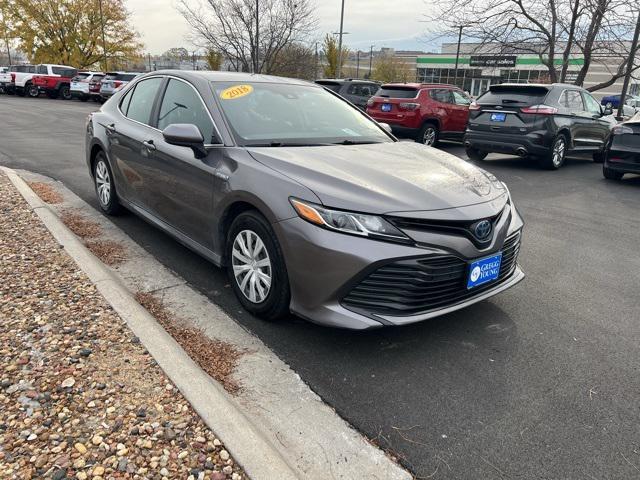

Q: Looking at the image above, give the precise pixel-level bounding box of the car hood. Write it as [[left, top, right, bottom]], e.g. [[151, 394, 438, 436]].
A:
[[247, 142, 507, 214]]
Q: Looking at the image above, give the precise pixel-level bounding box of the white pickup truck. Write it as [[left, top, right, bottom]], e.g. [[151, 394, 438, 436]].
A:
[[3, 64, 76, 97], [0, 67, 10, 93], [0, 65, 36, 95]]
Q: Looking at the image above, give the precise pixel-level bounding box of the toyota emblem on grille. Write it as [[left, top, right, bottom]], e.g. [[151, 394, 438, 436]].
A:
[[473, 220, 492, 240]]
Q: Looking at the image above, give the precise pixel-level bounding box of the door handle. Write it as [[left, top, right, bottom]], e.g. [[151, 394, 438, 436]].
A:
[[105, 123, 116, 135], [142, 140, 156, 151]]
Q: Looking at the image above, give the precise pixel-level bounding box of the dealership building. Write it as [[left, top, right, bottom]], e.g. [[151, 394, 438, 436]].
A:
[[412, 42, 640, 99]]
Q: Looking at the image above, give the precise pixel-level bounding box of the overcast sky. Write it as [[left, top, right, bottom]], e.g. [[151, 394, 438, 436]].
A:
[[126, 0, 434, 55]]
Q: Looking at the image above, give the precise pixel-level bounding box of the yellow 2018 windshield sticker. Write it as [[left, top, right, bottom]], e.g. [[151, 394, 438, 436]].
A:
[[220, 84, 253, 100]]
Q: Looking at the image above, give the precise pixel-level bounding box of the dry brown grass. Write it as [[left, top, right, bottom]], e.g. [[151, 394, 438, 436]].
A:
[[28, 181, 63, 204], [135, 291, 242, 394], [85, 239, 127, 266], [61, 210, 102, 239]]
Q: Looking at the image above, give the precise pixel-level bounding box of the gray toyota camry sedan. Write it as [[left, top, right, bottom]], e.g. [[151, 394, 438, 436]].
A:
[[85, 71, 524, 329]]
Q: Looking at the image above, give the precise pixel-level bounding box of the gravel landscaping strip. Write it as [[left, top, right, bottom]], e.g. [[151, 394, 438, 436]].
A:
[[27, 182, 63, 205], [0, 173, 246, 479]]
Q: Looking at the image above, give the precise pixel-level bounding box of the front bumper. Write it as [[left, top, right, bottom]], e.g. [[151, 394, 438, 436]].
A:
[[273, 204, 525, 329]]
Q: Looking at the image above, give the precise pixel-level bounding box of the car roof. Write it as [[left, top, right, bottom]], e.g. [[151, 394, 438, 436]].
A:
[[148, 70, 315, 87], [381, 83, 458, 89], [316, 78, 379, 84]]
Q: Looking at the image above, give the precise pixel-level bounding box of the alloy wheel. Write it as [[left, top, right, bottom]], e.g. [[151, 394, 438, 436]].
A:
[[232, 230, 272, 304], [95, 160, 111, 206], [423, 127, 436, 146], [27, 85, 39, 97], [552, 137, 566, 167]]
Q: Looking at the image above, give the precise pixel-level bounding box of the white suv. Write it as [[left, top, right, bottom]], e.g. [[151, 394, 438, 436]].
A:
[[70, 72, 105, 102]]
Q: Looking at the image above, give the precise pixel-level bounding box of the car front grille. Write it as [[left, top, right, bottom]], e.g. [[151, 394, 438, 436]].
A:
[[386, 207, 507, 248], [342, 231, 521, 316]]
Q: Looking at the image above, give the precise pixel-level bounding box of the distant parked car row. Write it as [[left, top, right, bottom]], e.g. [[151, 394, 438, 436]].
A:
[[0, 64, 140, 102]]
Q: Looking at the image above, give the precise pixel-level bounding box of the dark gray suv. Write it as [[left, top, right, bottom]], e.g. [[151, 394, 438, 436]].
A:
[[315, 79, 380, 110], [86, 71, 524, 329], [464, 83, 614, 169]]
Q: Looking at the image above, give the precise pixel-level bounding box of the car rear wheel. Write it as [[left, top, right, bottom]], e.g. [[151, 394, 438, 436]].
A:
[[26, 83, 39, 97], [93, 152, 123, 215], [60, 85, 72, 100], [227, 211, 290, 321], [539, 134, 567, 169], [465, 147, 488, 161], [603, 166, 624, 180], [418, 122, 439, 147]]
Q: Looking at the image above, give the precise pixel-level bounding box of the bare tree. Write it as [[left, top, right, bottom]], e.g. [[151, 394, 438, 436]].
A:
[[424, 0, 640, 92], [177, 0, 317, 74]]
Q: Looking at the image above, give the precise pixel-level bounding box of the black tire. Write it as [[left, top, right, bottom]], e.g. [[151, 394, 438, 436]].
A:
[[417, 122, 439, 147], [465, 146, 488, 161], [538, 134, 568, 170], [603, 166, 624, 180], [226, 211, 290, 321], [25, 83, 39, 98], [60, 85, 72, 100], [593, 150, 604, 163], [93, 152, 123, 215]]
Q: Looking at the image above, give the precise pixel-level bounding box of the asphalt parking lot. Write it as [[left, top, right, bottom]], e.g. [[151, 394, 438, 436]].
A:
[[1, 95, 640, 479]]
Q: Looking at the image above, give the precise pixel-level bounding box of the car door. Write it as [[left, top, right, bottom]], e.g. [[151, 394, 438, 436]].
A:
[[428, 88, 456, 133], [107, 76, 165, 209], [581, 91, 610, 149], [144, 77, 223, 250], [558, 89, 591, 148], [451, 90, 472, 136]]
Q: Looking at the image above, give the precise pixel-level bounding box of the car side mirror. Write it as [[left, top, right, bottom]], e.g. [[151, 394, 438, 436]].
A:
[[603, 106, 613, 116], [162, 123, 207, 159], [379, 122, 393, 134]]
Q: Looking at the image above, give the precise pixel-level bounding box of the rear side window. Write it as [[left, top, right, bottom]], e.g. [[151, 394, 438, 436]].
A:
[[91, 74, 104, 82], [560, 90, 584, 110], [157, 79, 215, 142], [120, 73, 138, 81], [452, 90, 471, 105], [123, 77, 163, 125], [36, 65, 48, 74], [478, 86, 548, 105], [72, 73, 90, 82], [429, 89, 453, 103], [376, 86, 418, 99]]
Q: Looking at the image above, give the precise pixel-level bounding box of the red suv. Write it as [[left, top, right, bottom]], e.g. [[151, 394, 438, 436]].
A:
[[366, 83, 472, 146]]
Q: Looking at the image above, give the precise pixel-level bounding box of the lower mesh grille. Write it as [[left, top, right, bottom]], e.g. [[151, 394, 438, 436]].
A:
[[342, 232, 521, 316]]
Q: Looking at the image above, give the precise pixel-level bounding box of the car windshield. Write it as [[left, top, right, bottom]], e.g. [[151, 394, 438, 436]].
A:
[[212, 82, 391, 147]]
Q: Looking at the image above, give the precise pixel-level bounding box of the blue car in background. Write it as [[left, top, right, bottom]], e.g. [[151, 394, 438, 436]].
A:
[[601, 93, 640, 108]]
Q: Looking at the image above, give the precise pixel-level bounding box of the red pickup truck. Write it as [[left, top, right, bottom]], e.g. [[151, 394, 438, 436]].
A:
[[31, 65, 78, 99]]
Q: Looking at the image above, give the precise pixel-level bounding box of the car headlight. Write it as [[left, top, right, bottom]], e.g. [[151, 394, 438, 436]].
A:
[[290, 198, 411, 243]]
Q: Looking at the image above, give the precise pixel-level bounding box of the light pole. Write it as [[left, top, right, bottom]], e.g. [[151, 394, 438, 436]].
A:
[[453, 25, 464, 88], [254, 0, 259, 73], [337, 0, 345, 78], [616, 9, 640, 120], [369, 44, 374, 78], [98, 0, 108, 71], [356, 50, 360, 78]]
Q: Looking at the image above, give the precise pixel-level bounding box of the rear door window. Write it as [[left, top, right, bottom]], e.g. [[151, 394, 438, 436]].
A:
[[36, 65, 48, 74], [376, 86, 418, 99], [52, 67, 77, 77], [347, 83, 377, 97], [124, 77, 163, 125], [429, 89, 453, 103], [560, 90, 584, 112]]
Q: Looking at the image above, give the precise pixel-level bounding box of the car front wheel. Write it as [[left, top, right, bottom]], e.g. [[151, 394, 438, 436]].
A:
[[93, 152, 122, 215], [227, 211, 290, 321]]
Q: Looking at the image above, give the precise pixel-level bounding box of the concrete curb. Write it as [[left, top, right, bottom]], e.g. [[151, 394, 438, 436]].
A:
[[3, 166, 301, 480]]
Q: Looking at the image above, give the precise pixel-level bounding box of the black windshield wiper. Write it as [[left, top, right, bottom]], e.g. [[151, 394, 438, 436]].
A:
[[333, 139, 383, 145], [247, 142, 332, 147]]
